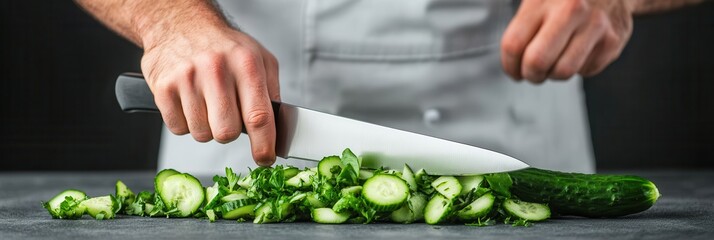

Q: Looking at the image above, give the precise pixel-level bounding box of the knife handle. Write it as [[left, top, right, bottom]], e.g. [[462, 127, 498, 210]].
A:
[[115, 72, 280, 134]]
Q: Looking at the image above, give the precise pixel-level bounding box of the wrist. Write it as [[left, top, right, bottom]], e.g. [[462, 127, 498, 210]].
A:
[[133, 4, 233, 50]]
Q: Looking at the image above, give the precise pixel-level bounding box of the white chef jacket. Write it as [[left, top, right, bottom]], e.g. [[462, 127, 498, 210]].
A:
[[158, 0, 595, 176]]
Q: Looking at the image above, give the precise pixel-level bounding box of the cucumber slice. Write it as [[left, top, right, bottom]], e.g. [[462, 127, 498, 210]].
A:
[[204, 183, 222, 210], [285, 170, 316, 189], [144, 203, 156, 216], [221, 190, 249, 203], [401, 165, 417, 192], [456, 193, 495, 221], [283, 167, 300, 179], [318, 156, 343, 179], [431, 176, 462, 200], [290, 193, 308, 203], [206, 209, 217, 222], [424, 194, 452, 224], [457, 175, 484, 196], [414, 169, 428, 180], [503, 199, 551, 221], [115, 180, 135, 207], [305, 192, 326, 208], [312, 208, 350, 224], [221, 199, 258, 220], [237, 175, 254, 189], [390, 193, 427, 223], [43, 189, 87, 219], [253, 202, 278, 224], [158, 173, 205, 217], [359, 169, 375, 181], [81, 195, 120, 220], [340, 186, 363, 196], [362, 174, 409, 212], [154, 169, 180, 193]]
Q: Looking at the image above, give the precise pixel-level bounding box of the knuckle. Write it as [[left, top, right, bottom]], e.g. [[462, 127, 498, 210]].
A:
[[551, 63, 577, 79], [213, 127, 240, 143], [565, 0, 588, 16], [589, 11, 609, 32], [165, 119, 189, 135], [191, 131, 213, 143], [195, 52, 226, 76], [501, 34, 526, 58], [252, 147, 274, 163], [245, 109, 272, 129], [523, 52, 550, 74], [267, 53, 279, 69], [234, 50, 262, 78]]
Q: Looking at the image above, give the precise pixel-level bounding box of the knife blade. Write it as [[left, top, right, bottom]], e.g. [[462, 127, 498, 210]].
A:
[[115, 73, 529, 175]]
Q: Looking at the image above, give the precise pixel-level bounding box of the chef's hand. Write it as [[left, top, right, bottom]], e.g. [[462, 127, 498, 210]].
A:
[[75, 0, 279, 166], [500, 0, 635, 83], [143, 26, 280, 166]]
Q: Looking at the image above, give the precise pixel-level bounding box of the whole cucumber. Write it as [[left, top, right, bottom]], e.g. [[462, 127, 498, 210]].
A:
[[509, 168, 660, 218]]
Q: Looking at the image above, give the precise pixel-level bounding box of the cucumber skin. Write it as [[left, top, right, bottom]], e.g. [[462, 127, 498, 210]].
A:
[[509, 168, 660, 218]]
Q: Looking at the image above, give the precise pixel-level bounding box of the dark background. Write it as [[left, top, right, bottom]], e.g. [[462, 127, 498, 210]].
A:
[[1, 1, 713, 171]]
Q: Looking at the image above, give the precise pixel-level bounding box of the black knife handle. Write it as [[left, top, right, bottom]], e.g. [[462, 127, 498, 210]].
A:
[[115, 72, 280, 134]]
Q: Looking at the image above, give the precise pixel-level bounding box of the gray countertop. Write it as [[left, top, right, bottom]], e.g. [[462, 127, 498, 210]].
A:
[[1, 170, 712, 240]]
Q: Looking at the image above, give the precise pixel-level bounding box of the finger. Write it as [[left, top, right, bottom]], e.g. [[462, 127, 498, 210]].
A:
[[262, 49, 281, 101], [179, 76, 213, 143], [152, 81, 189, 135], [521, 0, 588, 83], [501, 1, 543, 80], [198, 54, 242, 144], [231, 49, 276, 166], [549, 11, 607, 80], [579, 27, 624, 77]]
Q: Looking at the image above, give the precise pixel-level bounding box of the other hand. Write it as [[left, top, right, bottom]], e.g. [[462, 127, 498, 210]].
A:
[[501, 0, 635, 83]]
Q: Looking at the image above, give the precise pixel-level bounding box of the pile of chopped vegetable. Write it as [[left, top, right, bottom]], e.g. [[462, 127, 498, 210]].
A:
[[43, 148, 660, 226]]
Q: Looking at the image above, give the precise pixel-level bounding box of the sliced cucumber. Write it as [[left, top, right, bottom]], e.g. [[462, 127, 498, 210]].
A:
[[43, 189, 87, 219], [157, 173, 205, 217], [143, 203, 154, 215], [221, 190, 249, 203], [390, 193, 427, 223], [401, 165, 417, 192], [456, 193, 495, 221], [312, 208, 351, 224], [154, 169, 180, 193], [318, 156, 343, 179], [206, 209, 217, 222], [340, 186, 363, 196], [253, 202, 291, 223], [424, 194, 452, 225], [414, 169, 428, 180], [237, 175, 254, 189], [431, 176, 462, 200], [283, 167, 300, 179], [362, 174, 409, 212], [457, 175, 484, 196], [359, 169, 375, 181], [115, 180, 135, 208], [305, 192, 326, 208], [204, 183, 222, 210], [221, 199, 258, 220], [285, 170, 316, 189], [81, 195, 120, 220], [503, 199, 551, 221], [289, 193, 308, 203]]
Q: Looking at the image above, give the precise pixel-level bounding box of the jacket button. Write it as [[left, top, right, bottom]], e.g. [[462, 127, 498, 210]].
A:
[[423, 108, 441, 126]]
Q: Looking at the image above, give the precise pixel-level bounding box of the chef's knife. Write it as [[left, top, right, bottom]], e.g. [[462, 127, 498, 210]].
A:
[[115, 73, 528, 175]]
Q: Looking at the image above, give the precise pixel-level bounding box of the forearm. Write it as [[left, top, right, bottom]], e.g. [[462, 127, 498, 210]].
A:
[[629, 0, 706, 15], [74, 0, 230, 49]]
